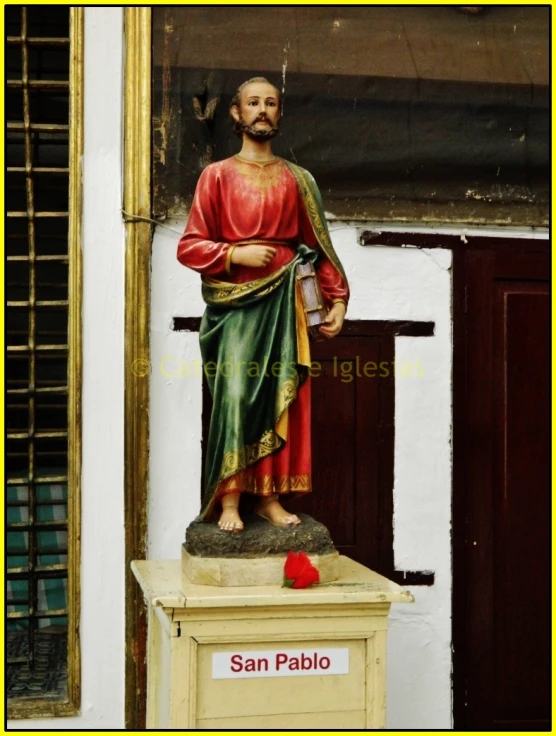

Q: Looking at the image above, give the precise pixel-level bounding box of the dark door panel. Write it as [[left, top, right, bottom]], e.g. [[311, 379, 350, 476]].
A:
[[453, 245, 550, 731], [296, 336, 381, 566]]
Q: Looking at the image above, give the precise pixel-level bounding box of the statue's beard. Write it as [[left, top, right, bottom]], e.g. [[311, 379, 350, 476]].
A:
[[240, 115, 279, 141]]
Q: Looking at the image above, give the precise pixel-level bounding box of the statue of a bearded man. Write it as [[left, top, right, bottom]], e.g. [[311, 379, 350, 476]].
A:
[[177, 77, 349, 532]]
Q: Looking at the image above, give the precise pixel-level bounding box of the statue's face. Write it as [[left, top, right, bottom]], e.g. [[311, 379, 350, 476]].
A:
[[232, 81, 280, 140]]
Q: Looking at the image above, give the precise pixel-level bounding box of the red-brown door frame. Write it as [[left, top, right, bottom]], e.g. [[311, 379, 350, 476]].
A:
[[452, 235, 550, 730]]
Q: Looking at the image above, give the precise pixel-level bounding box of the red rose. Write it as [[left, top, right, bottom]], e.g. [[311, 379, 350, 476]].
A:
[[282, 550, 320, 589]]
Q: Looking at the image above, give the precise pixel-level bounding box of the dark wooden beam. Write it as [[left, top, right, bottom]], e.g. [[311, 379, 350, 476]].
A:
[[360, 230, 549, 251], [389, 570, 435, 586], [173, 316, 435, 337]]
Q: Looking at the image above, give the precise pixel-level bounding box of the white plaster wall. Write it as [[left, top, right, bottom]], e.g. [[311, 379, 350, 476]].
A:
[[149, 220, 205, 551], [8, 7, 126, 729], [150, 219, 453, 729]]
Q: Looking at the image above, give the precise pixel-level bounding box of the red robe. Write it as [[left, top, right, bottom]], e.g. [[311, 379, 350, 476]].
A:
[[177, 155, 349, 506]]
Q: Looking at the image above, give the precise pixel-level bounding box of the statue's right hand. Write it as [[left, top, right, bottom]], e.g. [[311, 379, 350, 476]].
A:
[[231, 244, 276, 268]]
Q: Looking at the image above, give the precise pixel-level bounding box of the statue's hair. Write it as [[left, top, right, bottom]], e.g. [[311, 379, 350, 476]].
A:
[[229, 77, 282, 135]]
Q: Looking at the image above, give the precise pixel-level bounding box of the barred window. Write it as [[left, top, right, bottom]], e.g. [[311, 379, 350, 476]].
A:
[[6, 6, 82, 718]]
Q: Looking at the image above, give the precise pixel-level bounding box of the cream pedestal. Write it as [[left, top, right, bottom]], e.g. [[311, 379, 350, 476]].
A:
[[131, 556, 413, 730]]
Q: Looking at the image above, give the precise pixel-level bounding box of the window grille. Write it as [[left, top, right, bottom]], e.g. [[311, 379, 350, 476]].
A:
[[6, 6, 81, 714]]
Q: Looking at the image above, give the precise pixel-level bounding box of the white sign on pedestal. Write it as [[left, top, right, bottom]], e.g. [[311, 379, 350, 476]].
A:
[[212, 647, 350, 679]]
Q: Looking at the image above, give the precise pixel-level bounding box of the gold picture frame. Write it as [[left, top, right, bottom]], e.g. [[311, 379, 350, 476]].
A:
[[123, 7, 152, 729]]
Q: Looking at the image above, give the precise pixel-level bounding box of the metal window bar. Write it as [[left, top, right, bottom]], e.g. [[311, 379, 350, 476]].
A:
[[7, 37, 70, 46], [6, 7, 70, 673]]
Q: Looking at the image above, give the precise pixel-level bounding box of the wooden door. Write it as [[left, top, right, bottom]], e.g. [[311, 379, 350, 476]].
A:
[[295, 331, 384, 569], [453, 245, 550, 730]]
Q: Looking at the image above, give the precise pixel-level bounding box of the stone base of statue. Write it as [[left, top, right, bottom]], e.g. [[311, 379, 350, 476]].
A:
[[182, 513, 339, 586]]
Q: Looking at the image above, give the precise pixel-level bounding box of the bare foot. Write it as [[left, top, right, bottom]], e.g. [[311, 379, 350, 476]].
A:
[[218, 493, 244, 533], [256, 496, 301, 527]]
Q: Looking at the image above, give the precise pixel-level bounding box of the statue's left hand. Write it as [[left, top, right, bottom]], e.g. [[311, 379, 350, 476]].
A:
[[319, 302, 346, 339]]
